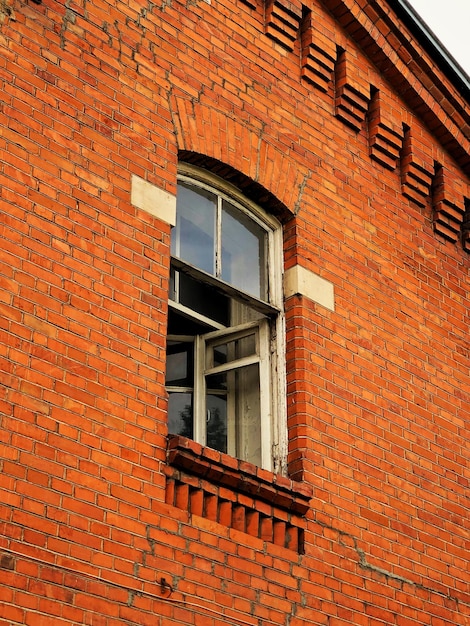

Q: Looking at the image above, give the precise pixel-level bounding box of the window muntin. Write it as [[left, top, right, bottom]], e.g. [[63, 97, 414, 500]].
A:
[[166, 167, 285, 472]]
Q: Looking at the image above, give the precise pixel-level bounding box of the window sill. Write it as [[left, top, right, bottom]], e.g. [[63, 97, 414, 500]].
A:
[[166, 434, 312, 515]]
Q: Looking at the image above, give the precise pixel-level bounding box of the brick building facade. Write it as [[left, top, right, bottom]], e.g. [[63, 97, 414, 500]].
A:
[[1, 0, 469, 623]]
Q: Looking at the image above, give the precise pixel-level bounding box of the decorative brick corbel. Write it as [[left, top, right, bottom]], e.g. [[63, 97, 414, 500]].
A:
[[401, 127, 434, 207], [300, 10, 336, 92], [462, 201, 470, 253], [165, 435, 312, 553], [368, 90, 404, 171], [240, 0, 257, 10], [432, 166, 467, 243], [265, 0, 303, 51], [335, 50, 371, 132]]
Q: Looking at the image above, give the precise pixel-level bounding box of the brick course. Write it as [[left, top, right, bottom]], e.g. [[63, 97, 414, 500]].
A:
[[1, 0, 469, 624]]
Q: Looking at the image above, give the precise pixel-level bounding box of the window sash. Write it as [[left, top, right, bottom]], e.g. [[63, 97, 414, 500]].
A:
[[200, 320, 271, 467], [174, 175, 278, 304], [168, 320, 272, 468]]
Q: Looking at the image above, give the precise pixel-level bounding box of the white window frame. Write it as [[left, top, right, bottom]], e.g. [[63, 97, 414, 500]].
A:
[[167, 164, 287, 474]]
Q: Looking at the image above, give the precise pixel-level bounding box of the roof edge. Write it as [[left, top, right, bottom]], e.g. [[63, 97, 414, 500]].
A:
[[392, 0, 470, 101]]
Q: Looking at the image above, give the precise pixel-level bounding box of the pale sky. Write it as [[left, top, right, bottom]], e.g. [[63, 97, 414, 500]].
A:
[[407, 0, 470, 78]]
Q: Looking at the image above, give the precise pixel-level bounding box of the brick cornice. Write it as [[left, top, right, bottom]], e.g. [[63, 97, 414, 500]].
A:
[[321, 0, 470, 177]]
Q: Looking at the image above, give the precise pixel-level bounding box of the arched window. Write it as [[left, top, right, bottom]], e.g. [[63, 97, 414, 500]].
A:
[[165, 164, 286, 472]]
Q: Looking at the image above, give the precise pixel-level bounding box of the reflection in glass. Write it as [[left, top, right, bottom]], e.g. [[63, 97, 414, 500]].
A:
[[168, 392, 193, 439], [178, 272, 230, 326], [206, 362, 261, 465], [206, 393, 227, 453], [172, 183, 216, 275], [221, 200, 267, 300], [166, 340, 194, 386], [234, 363, 261, 466]]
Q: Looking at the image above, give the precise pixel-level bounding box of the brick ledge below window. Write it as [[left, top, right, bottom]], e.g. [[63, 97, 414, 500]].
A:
[[166, 435, 312, 515]]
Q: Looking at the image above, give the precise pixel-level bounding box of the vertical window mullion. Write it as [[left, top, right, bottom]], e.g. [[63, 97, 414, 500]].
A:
[[226, 369, 236, 458], [225, 337, 237, 458], [215, 196, 222, 279], [173, 211, 181, 258], [174, 270, 180, 304], [258, 320, 272, 471], [193, 335, 206, 446]]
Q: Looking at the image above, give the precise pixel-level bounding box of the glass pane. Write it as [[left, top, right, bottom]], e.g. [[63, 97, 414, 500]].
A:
[[167, 307, 214, 336], [172, 183, 216, 275], [206, 393, 227, 453], [206, 369, 227, 391], [166, 340, 194, 386], [178, 271, 230, 326], [168, 392, 193, 439], [221, 200, 267, 300], [206, 363, 261, 465], [213, 344, 227, 367]]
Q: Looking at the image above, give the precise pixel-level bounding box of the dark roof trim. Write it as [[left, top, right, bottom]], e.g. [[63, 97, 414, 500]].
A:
[[392, 0, 470, 101]]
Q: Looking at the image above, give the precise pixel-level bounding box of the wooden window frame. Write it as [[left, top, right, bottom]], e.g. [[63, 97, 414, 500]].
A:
[[166, 164, 287, 474]]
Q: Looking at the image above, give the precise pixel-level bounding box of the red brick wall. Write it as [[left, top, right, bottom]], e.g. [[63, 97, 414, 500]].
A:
[[1, 0, 469, 624]]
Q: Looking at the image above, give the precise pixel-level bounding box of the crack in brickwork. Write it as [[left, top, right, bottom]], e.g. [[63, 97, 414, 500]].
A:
[[356, 548, 413, 586], [318, 517, 470, 607], [59, 0, 78, 49]]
